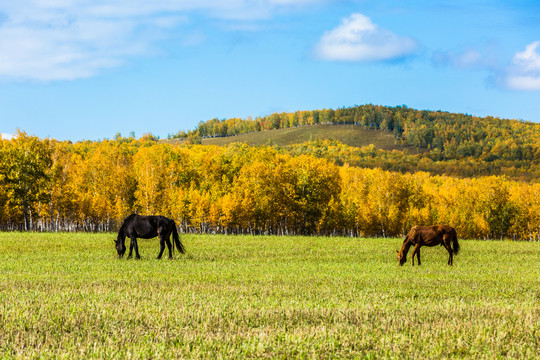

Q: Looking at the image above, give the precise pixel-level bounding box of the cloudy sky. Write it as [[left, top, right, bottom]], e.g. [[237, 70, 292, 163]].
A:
[[1, 0, 539, 141]]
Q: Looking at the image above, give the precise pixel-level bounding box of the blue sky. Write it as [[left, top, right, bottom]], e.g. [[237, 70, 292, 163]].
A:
[[1, 0, 540, 141]]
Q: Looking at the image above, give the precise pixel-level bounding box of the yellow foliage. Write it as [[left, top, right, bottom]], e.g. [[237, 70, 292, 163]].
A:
[[0, 136, 538, 239]]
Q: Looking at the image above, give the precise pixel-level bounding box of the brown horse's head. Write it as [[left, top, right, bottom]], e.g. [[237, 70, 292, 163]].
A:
[[396, 249, 407, 266]]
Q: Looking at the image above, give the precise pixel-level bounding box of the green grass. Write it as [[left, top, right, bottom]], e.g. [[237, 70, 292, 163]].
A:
[[168, 124, 417, 151], [0, 233, 538, 359]]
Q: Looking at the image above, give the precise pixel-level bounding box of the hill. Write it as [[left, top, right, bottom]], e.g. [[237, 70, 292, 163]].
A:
[[167, 124, 421, 153], [166, 104, 539, 181], [169, 104, 539, 162], [206, 125, 399, 148]]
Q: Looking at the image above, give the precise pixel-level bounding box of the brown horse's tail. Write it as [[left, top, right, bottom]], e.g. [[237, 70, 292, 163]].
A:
[[171, 221, 186, 254], [451, 229, 460, 255]]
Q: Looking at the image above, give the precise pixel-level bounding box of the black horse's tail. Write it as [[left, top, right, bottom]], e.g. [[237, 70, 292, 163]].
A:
[[451, 229, 460, 255], [171, 221, 186, 254]]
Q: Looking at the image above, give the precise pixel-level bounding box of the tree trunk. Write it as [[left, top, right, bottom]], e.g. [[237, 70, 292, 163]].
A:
[[23, 204, 31, 231]]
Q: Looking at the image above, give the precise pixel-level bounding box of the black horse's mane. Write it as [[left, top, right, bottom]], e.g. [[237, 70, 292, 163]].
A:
[[122, 214, 138, 224], [117, 214, 137, 236]]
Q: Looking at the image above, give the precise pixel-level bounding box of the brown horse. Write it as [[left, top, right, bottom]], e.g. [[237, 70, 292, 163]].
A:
[[397, 225, 460, 266]]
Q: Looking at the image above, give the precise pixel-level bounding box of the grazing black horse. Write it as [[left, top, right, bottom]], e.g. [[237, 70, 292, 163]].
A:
[[397, 225, 460, 266], [115, 214, 185, 259]]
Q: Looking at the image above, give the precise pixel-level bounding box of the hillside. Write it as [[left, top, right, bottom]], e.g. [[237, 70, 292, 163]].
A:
[[170, 104, 539, 161], [166, 104, 539, 181], [206, 125, 399, 148], [164, 127, 538, 180], [167, 124, 421, 153]]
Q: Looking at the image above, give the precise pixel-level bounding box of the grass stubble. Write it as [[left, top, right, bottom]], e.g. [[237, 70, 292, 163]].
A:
[[0, 233, 538, 359]]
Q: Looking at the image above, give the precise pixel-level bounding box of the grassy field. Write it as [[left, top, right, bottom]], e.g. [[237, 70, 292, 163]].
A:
[[167, 124, 420, 152], [0, 232, 538, 359]]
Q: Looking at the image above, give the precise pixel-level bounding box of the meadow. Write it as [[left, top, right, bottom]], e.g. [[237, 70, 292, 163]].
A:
[[0, 232, 538, 359], [173, 124, 408, 151]]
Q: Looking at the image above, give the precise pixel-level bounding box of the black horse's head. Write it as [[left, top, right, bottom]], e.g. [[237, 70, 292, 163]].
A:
[[396, 250, 406, 266], [115, 239, 126, 258]]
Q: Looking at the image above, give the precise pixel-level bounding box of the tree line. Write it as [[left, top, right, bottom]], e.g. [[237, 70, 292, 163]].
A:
[[1, 131, 538, 240]]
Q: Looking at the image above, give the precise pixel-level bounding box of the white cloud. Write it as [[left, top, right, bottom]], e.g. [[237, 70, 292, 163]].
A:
[[1, 133, 13, 140], [314, 13, 418, 62], [0, 16, 149, 80], [513, 41, 540, 70], [502, 41, 540, 91], [433, 49, 486, 69], [0, 0, 323, 81], [0, 2, 178, 81], [430, 41, 540, 92]]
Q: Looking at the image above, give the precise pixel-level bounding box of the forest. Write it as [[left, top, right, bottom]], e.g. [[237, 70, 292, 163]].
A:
[[0, 130, 538, 240], [281, 138, 538, 181], [172, 104, 540, 181]]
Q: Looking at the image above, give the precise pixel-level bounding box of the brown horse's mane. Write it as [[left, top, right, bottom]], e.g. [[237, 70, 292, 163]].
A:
[[397, 226, 420, 261]]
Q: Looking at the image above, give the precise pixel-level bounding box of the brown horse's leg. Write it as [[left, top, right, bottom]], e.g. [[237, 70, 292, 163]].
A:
[[411, 244, 421, 266], [416, 249, 421, 266], [443, 235, 453, 265]]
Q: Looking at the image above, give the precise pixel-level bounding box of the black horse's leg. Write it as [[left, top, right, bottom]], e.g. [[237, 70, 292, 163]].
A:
[[157, 236, 166, 259], [133, 237, 141, 259], [128, 237, 135, 259], [165, 236, 173, 259]]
